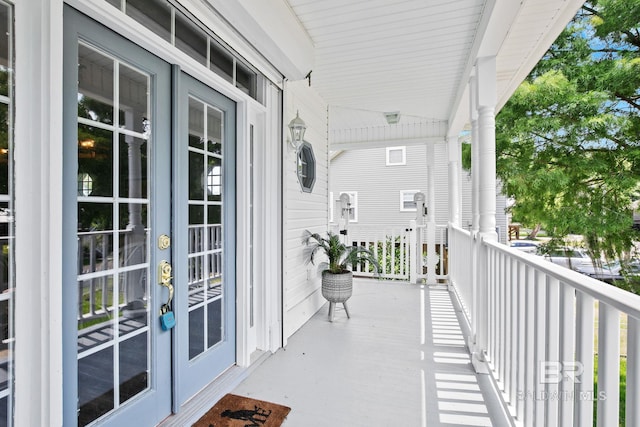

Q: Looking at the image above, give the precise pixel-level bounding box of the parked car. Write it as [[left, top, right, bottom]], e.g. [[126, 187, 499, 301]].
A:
[[540, 246, 593, 271], [509, 240, 540, 254], [619, 259, 640, 277], [575, 260, 623, 284]]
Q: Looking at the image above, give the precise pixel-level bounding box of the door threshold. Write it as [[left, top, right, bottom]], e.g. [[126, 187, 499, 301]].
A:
[[157, 350, 271, 427]]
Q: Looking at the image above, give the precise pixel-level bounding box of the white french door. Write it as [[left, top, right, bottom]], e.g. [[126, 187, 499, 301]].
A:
[[64, 7, 237, 426], [173, 71, 237, 406]]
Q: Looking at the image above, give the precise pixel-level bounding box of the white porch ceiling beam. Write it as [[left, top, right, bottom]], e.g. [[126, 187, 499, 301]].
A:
[[330, 119, 448, 151], [447, 0, 518, 136], [331, 137, 444, 152], [447, 0, 585, 137]]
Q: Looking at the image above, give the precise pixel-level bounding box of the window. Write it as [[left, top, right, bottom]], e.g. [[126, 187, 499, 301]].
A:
[[400, 190, 420, 211], [108, 0, 263, 103], [297, 141, 316, 193], [386, 146, 406, 166]]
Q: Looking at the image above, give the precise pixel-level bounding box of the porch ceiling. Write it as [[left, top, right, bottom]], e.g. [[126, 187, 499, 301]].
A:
[[284, 0, 585, 140]]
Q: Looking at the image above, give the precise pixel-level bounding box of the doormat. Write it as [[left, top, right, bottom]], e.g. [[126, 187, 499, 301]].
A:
[[192, 393, 291, 427]]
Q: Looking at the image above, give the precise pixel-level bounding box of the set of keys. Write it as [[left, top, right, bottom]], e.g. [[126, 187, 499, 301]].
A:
[[159, 260, 176, 330]]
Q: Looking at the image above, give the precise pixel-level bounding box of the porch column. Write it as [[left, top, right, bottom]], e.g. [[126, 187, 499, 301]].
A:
[[471, 57, 498, 374], [425, 140, 437, 285], [470, 76, 479, 233], [447, 134, 461, 227], [468, 75, 481, 359], [476, 56, 498, 241]]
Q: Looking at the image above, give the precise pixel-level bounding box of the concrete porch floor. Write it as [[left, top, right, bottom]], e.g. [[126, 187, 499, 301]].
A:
[[232, 279, 512, 426]]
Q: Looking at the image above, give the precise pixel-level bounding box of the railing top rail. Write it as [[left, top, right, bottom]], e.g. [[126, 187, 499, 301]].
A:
[[450, 224, 471, 237], [483, 237, 640, 320]]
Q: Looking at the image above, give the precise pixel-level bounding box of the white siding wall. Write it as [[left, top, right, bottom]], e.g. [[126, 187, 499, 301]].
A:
[[330, 144, 451, 228], [283, 80, 329, 340], [330, 144, 509, 243]]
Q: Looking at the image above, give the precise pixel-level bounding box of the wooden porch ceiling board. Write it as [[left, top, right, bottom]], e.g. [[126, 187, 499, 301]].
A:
[[281, 0, 584, 142], [286, 0, 482, 122]]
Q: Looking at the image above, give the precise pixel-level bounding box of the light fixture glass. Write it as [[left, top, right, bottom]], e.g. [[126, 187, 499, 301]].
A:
[[288, 111, 306, 150], [384, 111, 401, 125]]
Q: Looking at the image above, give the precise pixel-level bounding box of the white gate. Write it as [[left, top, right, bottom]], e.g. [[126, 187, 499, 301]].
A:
[[341, 224, 449, 282], [347, 226, 411, 280]]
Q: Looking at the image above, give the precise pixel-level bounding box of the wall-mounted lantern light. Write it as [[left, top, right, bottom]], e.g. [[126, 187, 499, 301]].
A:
[[338, 193, 351, 236], [414, 191, 426, 223], [288, 110, 306, 151]]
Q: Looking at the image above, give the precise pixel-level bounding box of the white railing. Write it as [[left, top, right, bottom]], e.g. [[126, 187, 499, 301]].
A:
[[343, 223, 450, 282], [449, 224, 640, 427], [77, 228, 147, 323], [448, 225, 473, 319], [416, 223, 449, 283], [348, 225, 411, 280], [77, 230, 114, 322]]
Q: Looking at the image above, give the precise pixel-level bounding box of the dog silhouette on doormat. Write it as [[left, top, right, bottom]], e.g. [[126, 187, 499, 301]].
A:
[[216, 405, 272, 426]]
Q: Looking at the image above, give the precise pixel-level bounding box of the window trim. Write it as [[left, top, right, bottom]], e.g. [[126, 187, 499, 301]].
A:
[[400, 190, 420, 212], [386, 146, 406, 166], [296, 141, 316, 193]]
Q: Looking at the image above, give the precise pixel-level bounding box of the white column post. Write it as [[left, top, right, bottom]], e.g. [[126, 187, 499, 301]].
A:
[[476, 56, 498, 242], [471, 57, 498, 373], [426, 141, 437, 285], [409, 219, 418, 284], [468, 75, 480, 355], [470, 76, 480, 233], [447, 134, 461, 227]]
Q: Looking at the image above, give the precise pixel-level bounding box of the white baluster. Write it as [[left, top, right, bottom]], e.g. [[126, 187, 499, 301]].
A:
[[597, 303, 620, 426]]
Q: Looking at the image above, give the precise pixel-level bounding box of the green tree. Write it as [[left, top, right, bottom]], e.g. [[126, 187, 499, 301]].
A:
[[496, 0, 640, 263]]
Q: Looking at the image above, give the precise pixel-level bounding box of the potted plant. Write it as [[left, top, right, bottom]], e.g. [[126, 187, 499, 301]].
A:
[[303, 231, 380, 321]]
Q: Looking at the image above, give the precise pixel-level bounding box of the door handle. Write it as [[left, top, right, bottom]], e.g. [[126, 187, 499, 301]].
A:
[[158, 260, 176, 330], [158, 260, 174, 309]]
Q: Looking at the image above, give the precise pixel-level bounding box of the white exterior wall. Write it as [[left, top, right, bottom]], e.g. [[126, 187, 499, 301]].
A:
[[283, 80, 329, 341], [330, 144, 509, 244], [329, 144, 431, 227]]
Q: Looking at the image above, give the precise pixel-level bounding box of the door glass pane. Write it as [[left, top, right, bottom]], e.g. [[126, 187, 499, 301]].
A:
[[0, 5, 14, 424], [119, 65, 149, 134], [236, 62, 256, 98], [209, 41, 233, 84], [187, 96, 225, 359], [76, 44, 151, 426], [78, 124, 114, 197], [175, 11, 207, 66], [125, 0, 172, 43], [0, 3, 9, 97], [78, 44, 114, 125]]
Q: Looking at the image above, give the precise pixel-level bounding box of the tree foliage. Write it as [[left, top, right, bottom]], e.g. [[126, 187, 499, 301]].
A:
[[496, 0, 640, 261]]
